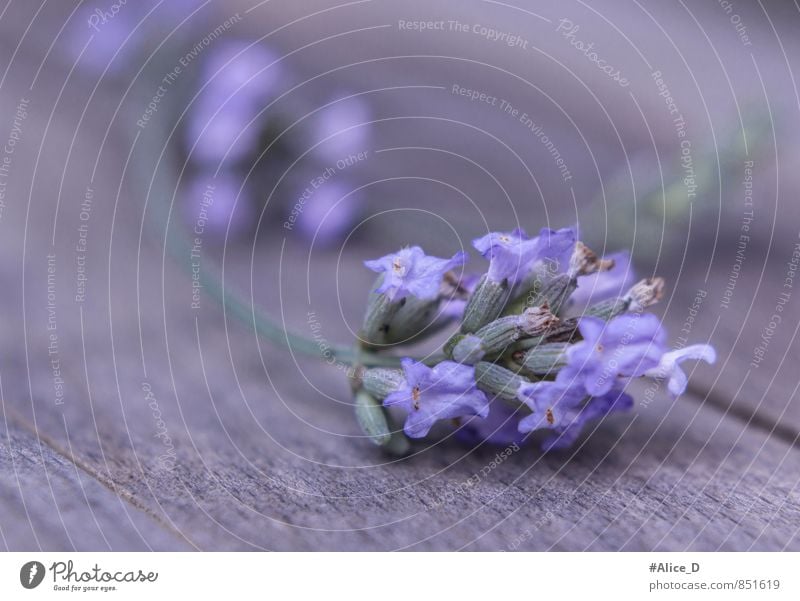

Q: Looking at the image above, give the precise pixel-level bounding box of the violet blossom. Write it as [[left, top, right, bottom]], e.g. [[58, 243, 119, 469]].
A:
[[473, 226, 576, 285], [570, 250, 635, 308], [517, 379, 586, 433], [560, 313, 667, 396], [539, 388, 634, 451], [384, 359, 490, 438], [644, 344, 717, 397], [364, 247, 467, 302], [295, 182, 362, 247]]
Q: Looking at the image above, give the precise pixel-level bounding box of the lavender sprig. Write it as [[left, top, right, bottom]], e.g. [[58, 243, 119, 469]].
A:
[[356, 228, 715, 453]]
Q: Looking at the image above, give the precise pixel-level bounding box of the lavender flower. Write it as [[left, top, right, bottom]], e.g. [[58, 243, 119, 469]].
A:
[[307, 95, 371, 164], [539, 388, 633, 451], [536, 226, 578, 275], [185, 95, 262, 166], [473, 226, 576, 285], [517, 379, 586, 433], [350, 222, 715, 454], [295, 182, 361, 247], [200, 40, 282, 108], [364, 247, 467, 302], [473, 229, 541, 285], [186, 40, 283, 167], [67, 3, 143, 75], [67, 0, 207, 76], [644, 344, 717, 397], [560, 314, 666, 396], [384, 359, 490, 438], [570, 250, 634, 308]]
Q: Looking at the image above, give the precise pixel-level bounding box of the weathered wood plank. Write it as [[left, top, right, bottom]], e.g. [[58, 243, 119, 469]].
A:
[[0, 414, 190, 551], [664, 258, 800, 438]]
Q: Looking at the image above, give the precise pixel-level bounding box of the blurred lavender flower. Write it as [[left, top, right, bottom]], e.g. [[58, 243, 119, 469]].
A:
[[384, 359, 490, 438], [67, 2, 143, 75], [295, 182, 361, 247], [182, 173, 252, 238], [536, 226, 578, 275], [306, 95, 371, 164], [200, 40, 282, 109], [570, 250, 634, 308], [645, 344, 717, 397], [66, 0, 206, 75], [186, 40, 283, 167], [185, 95, 263, 167], [364, 247, 467, 302], [560, 314, 666, 396]]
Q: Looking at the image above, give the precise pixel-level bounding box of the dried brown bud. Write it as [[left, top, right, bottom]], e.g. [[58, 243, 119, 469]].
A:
[[569, 241, 615, 277], [626, 277, 665, 311], [519, 305, 560, 336]]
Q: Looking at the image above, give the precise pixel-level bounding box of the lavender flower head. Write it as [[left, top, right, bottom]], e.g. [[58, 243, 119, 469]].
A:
[[67, 0, 207, 76], [186, 95, 263, 167], [364, 247, 467, 302], [384, 359, 490, 438], [355, 222, 716, 455]]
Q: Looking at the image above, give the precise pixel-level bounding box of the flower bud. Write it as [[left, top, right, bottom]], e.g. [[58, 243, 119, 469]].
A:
[[508, 342, 570, 377], [585, 296, 631, 321], [362, 367, 404, 399], [474, 361, 529, 403], [359, 289, 403, 346], [450, 307, 560, 364], [506, 273, 576, 316], [460, 274, 511, 333], [451, 334, 485, 364], [354, 389, 392, 446]]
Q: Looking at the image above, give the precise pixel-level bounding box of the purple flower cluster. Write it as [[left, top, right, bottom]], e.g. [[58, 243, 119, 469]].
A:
[[68, 2, 370, 246], [358, 225, 716, 453]]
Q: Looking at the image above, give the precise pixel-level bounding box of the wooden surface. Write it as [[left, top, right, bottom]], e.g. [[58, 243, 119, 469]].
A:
[[1, 0, 799, 551]]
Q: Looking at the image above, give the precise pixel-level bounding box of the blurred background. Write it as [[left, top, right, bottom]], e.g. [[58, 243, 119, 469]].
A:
[[1, 0, 799, 551]]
